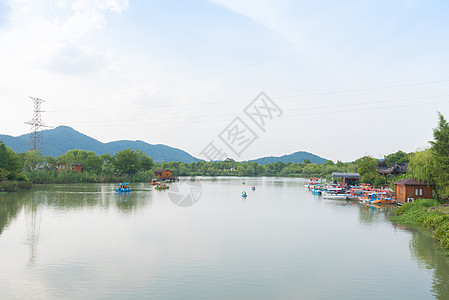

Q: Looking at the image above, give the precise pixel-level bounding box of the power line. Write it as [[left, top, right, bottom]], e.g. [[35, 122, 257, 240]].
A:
[[51, 93, 449, 125], [45, 79, 449, 113]]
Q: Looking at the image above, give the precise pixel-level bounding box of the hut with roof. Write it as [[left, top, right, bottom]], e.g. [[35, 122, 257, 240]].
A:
[[332, 172, 361, 186], [154, 169, 178, 182], [392, 177, 432, 203], [376, 163, 408, 185]]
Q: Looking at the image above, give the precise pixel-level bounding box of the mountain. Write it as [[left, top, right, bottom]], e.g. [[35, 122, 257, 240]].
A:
[[0, 126, 198, 163], [251, 151, 328, 165]]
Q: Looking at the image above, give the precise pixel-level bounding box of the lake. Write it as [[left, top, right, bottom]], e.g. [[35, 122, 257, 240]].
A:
[[1, 177, 448, 299]]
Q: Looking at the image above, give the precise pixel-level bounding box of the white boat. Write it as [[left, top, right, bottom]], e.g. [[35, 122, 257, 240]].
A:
[[322, 192, 348, 200]]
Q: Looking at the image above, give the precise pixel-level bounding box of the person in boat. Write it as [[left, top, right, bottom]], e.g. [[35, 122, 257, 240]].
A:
[[242, 191, 247, 196]]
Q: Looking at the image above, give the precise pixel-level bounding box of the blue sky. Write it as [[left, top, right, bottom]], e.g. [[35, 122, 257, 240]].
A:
[[1, 0, 449, 162]]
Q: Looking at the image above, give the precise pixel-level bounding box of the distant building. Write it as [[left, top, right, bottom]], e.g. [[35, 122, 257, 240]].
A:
[[332, 172, 361, 186], [392, 178, 432, 203], [154, 169, 178, 181], [56, 162, 83, 173]]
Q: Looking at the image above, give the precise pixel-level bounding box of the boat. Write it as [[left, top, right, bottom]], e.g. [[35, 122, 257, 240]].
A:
[[251, 186, 256, 190], [242, 191, 247, 197], [322, 192, 348, 200], [151, 178, 159, 185], [368, 192, 396, 204], [155, 184, 169, 190], [116, 183, 132, 192], [305, 177, 325, 189]]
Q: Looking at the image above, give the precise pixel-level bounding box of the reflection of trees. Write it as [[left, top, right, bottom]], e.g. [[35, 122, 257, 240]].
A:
[[358, 204, 395, 225], [410, 230, 449, 299], [0, 191, 28, 235]]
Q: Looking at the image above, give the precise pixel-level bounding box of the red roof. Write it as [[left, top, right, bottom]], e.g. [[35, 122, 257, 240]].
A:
[[393, 178, 431, 186]]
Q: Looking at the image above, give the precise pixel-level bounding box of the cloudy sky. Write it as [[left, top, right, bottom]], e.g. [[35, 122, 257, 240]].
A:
[[1, 0, 449, 162]]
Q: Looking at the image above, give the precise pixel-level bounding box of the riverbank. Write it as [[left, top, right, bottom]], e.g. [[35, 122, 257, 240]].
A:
[[391, 198, 449, 255], [0, 180, 32, 193]]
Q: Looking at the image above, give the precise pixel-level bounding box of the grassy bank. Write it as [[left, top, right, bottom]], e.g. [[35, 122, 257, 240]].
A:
[[391, 199, 449, 254], [0, 180, 32, 193]]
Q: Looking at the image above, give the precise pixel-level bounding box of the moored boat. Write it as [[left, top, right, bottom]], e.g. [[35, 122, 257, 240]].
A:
[[116, 183, 132, 192]]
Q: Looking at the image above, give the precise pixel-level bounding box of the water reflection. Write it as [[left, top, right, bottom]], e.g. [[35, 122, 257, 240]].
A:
[[358, 203, 396, 225], [0, 191, 29, 235], [409, 228, 449, 299]]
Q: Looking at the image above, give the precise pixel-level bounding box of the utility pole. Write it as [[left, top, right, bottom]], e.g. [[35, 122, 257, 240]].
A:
[[25, 97, 48, 153]]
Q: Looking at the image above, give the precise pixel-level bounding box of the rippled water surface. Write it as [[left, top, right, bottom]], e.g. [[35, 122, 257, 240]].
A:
[[1, 177, 448, 299]]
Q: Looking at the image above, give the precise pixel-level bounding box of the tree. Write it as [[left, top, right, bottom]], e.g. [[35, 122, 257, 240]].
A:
[[113, 149, 139, 175], [356, 156, 379, 184], [384, 150, 409, 165], [408, 149, 439, 197], [23, 150, 45, 171], [0, 140, 25, 180]]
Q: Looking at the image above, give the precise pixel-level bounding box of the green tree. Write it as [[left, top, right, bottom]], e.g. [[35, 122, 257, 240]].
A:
[[113, 149, 139, 175], [384, 150, 409, 165], [0, 140, 25, 180], [356, 156, 379, 184]]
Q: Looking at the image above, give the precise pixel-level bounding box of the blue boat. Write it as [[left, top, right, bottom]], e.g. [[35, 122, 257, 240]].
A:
[[116, 183, 132, 192], [242, 191, 247, 197]]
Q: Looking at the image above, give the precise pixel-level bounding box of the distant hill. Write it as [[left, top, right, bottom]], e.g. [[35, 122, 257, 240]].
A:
[[0, 126, 198, 163], [251, 151, 327, 165]]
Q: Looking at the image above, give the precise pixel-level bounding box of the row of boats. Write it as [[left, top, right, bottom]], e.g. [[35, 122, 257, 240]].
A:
[[305, 178, 396, 205], [116, 180, 170, 192]]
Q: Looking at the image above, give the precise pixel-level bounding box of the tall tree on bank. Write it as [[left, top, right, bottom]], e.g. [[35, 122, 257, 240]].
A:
[[409, 112, 449, 198]]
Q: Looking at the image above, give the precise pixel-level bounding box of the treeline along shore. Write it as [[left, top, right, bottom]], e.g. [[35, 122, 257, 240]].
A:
[[2, 112, 449, 253]]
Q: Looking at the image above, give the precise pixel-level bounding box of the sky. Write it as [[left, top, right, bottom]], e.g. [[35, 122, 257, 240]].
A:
[[1, 0, 449, 162]]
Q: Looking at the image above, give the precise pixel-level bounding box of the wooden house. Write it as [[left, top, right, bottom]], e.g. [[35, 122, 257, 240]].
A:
[[154, 169, 178, 181], [56, 163, 83, 173], [393, 178, 432, 203]]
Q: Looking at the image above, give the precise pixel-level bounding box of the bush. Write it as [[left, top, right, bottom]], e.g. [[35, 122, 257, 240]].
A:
[[0, 180, 32, 192]]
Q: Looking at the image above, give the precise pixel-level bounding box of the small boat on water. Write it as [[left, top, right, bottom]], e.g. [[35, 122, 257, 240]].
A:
[[151, 178, 159, 185], [116, 183, 132, 192], [155, 184, 169, 190], [251, 186, 256, 190], [242, 191, 247, 197]]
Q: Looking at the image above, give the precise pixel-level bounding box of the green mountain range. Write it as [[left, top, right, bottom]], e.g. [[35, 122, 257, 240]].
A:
[[0, 126, 199, 163], [251, 151, 327, 165], [1, 126, 328, 164]]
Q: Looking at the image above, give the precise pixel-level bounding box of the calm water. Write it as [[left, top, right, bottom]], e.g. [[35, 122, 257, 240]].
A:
[[1, 177, 449, 299]]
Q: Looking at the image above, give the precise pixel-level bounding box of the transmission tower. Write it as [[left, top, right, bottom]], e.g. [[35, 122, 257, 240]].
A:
[[25, 97, 48, 153]]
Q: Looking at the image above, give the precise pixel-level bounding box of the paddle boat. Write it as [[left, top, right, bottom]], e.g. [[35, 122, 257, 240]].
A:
[[242, 191, 247, 197], [151, 178, 159, 185], [251, 186, 256, 190], [368, 192, 396, 204], [155, 184, 169, 190], [116, 183, 132, 192]]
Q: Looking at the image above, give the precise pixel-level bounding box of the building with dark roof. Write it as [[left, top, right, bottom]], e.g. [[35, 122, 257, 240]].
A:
[[332, 172, 361, 186], [392, 177, 432, 203], [376, 163, 408, 185]]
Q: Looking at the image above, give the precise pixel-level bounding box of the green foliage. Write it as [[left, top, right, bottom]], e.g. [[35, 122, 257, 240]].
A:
[[0, 140, 29, 182], [356, 156, 379, 184], [408, 113, 449, 198], [384, 150, 409, 165], [113, 148, 140, 175], [393, 198, 449, 252]]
